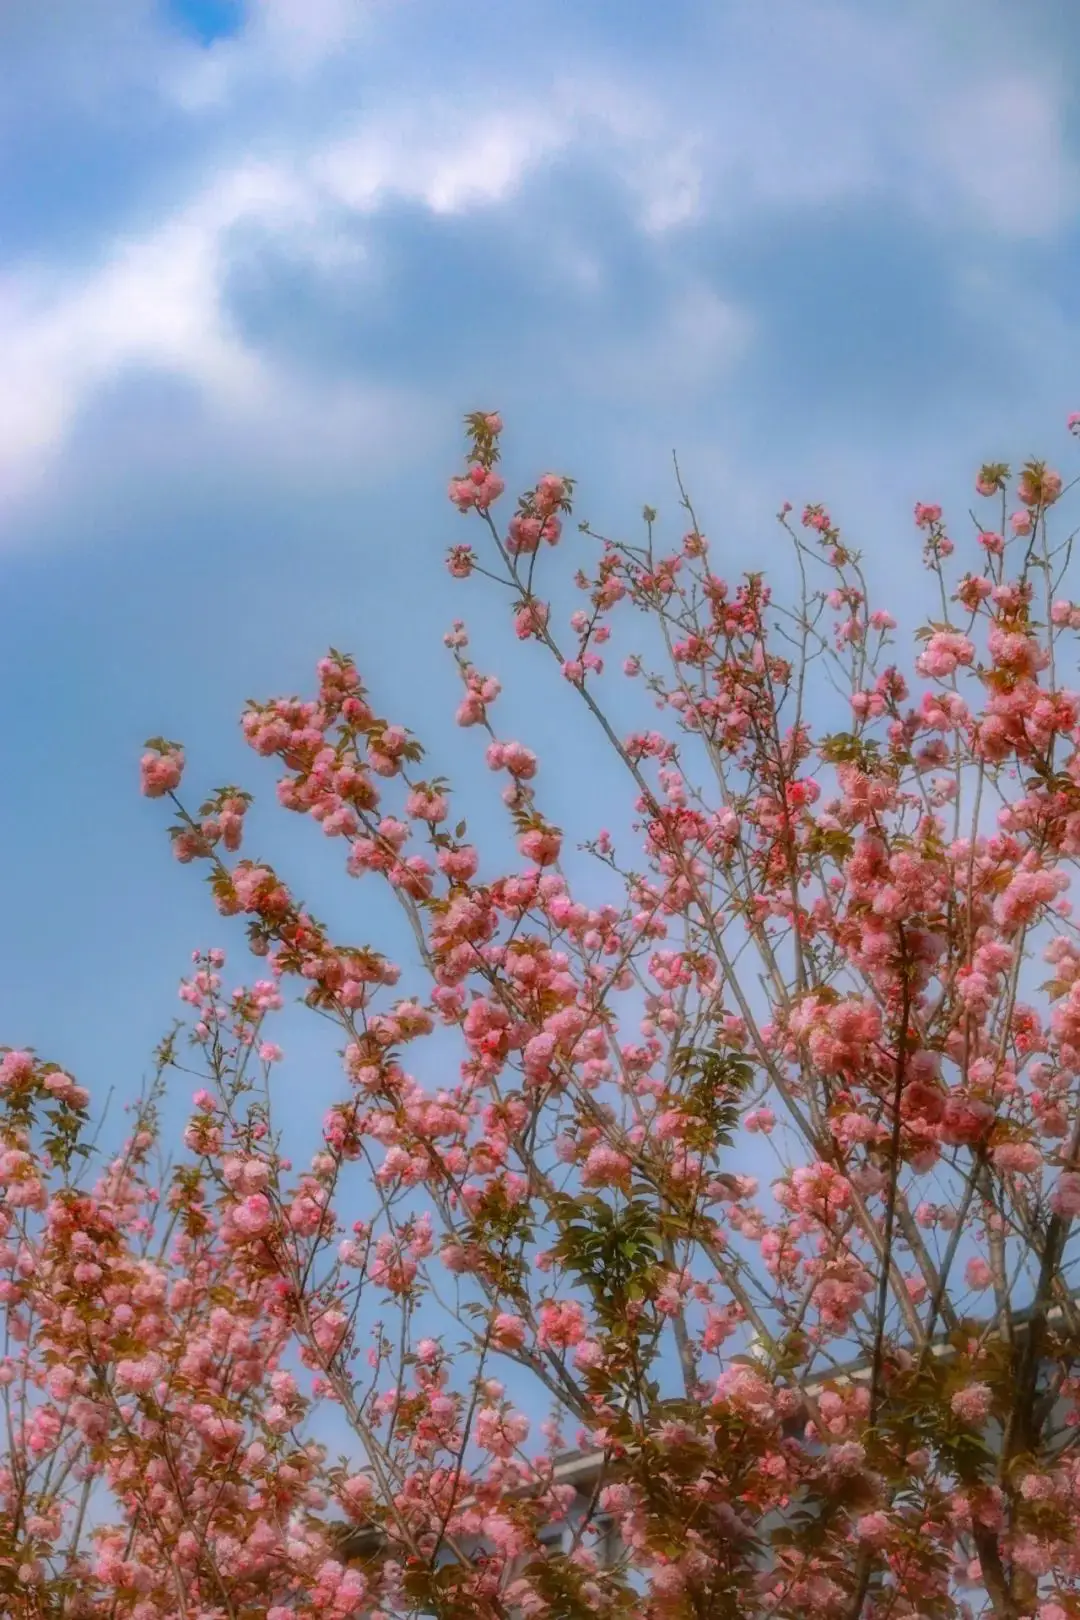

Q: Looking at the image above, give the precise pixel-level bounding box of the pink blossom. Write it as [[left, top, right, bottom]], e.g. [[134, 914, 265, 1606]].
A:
[[139, 746, 184, 798], [581, 1144, 631, 1188], [519, 827, 562, 866], [536, 1300, 587, 1349], [965, 1257, 993, 1290], [915, 630, 975, 679], [855, 1511, 891, 1545], [491, 1313, 528, 1350], [1050, 1171, 1080, 1218], [951, 1383, 993, 1424], [992, 1141, 1042, 1174]]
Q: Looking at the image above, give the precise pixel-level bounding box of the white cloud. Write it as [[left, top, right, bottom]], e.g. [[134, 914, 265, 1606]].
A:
[[168, 0, 379, 110], [919, 75, 1074, 238], [576, 2, 1074, 240], [1, 0, 1074, 514], [571, 282, 751, 403], [0, 73, 649, 506], [0, 165, 300, 496], [0, 105, 566, 504], [311, 105, 564, 216], [162, 0, 1076, 247]]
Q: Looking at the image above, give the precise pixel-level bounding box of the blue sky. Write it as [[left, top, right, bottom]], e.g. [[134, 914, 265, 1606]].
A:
[[4, 0, 1080, 1148]]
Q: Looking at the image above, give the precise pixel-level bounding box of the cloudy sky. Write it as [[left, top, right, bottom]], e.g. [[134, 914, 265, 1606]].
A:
[[4, 0, 1080, 1138]]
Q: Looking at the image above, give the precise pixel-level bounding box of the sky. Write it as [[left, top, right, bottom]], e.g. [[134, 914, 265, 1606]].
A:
[[5, 0, 1080, 1153]]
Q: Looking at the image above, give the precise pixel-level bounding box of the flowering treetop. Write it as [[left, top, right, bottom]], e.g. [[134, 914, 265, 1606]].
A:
[[6, 412, 1080, 1617]]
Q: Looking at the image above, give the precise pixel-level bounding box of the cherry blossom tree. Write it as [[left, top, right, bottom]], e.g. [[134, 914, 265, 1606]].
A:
[[6, 412, 1080, 1618]]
